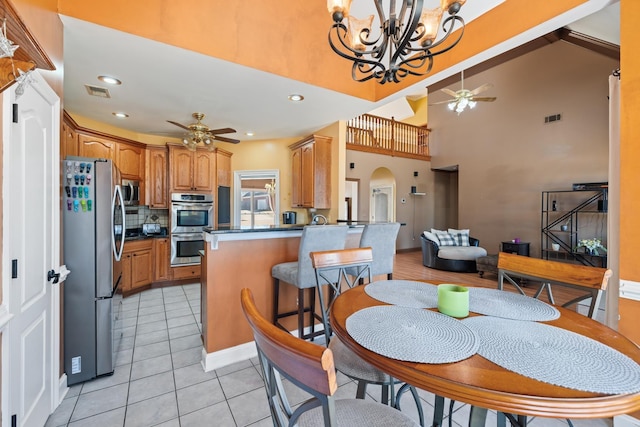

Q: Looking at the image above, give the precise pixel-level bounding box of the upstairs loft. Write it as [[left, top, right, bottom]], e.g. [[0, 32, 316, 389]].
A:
[[347, 114, 430, 161]]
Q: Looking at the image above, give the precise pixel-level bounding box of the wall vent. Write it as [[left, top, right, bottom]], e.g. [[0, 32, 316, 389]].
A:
[[544, 113, 562, 124], [84, 85, 111, 98]]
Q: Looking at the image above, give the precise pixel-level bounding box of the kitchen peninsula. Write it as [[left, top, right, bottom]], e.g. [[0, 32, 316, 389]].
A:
[[200, 224, 364, 371]]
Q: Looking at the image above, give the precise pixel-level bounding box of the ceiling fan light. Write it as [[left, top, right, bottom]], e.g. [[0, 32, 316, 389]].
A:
[[182, 137, 189, 146], [418, 8, 443, 47], [447, 102, 456, 111], [347, 14, 374, 52], [469, 101, 477, 109]]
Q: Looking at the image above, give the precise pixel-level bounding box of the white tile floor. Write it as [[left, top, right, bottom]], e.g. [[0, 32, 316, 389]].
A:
[[46, 284, 612, 427]]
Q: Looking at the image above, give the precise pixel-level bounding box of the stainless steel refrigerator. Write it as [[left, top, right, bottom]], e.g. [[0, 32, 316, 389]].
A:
[[63, 156, 126, 385]]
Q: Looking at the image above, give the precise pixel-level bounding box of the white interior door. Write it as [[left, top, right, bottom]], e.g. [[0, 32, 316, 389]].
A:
[[371, 186, 394, 222], [5, 72, 61, 427]]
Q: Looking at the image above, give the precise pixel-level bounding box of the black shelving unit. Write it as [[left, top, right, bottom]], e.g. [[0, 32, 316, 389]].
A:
[[541, 189, 608, 267]]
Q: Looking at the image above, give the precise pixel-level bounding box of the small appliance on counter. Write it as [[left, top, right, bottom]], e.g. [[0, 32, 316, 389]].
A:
[[142, 214, 162, 235], [283, 211, 297, 224]]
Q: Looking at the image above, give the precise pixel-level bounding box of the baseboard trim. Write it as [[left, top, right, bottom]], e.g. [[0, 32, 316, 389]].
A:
[[58, 374, 68, 404], [201, 324, 325, 372]]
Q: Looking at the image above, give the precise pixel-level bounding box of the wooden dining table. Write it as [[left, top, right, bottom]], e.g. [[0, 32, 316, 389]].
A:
[[329, 283, 640, 426]]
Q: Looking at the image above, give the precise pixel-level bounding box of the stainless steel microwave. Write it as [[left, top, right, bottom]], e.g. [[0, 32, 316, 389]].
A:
[[121, 179, 140, 206]]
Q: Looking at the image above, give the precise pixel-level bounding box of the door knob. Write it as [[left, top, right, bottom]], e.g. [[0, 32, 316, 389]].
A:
[[47, 269, 60, 284]]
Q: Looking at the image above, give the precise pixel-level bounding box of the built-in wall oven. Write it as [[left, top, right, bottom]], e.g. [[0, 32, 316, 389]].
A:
[[171, 193, 214, 266]]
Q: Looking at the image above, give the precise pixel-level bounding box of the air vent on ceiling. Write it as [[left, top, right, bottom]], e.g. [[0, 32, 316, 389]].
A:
[[544, 113, 562, 124], [84, 85, 111, 98]]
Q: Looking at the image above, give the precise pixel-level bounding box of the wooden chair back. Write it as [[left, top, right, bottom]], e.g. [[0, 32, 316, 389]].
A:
[[240, 288, 338, 425], [497, 252, 612, 319]]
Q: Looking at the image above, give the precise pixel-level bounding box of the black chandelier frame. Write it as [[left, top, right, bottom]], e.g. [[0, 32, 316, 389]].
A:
[[328, 0, 465, 84]]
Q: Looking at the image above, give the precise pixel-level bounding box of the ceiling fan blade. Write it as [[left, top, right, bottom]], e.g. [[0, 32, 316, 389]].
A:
[[167, 120, 191, 131], [429, 99, 456, 106], [472, 97, 497, 102], [470, 83, 493, 95], [213, 135, 241, 144], [440, 88, 459, 97], [208, 127, 237, 135]]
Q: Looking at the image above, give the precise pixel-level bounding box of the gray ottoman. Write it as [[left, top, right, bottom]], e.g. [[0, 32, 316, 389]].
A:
[[476, 254, 498, 278]]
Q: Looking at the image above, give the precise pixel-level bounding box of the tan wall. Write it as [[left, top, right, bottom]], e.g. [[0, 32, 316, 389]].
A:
[[428, 41, 617, 256], [69, 113, 180, 146], [618, 0, 640, 345], [345, 150, 434, 250]]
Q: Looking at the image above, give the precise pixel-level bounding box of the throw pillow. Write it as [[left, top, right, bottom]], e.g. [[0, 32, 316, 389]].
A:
[[423, 231, 440, 245], [432, 229, 458, 246], [448, 228, 470, 246]]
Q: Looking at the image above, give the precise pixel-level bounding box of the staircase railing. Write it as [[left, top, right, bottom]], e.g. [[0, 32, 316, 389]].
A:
[[346, 114, 430, 160]]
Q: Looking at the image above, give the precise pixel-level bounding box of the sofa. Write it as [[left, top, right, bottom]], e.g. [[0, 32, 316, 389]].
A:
[[421, 231, 487, 273]]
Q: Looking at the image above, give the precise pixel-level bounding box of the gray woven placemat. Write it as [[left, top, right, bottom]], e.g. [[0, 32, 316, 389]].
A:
[[462, 316, 640, 394], [346, 305, 478, 364], [468, 288, 560, 321], [364, 280, 438, 308]]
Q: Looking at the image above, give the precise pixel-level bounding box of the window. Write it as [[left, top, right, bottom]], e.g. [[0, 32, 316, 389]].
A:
[[234, 170, 280, 228]]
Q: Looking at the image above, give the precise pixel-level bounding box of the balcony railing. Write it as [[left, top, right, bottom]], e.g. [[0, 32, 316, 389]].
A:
[[346, 114, 430, 160]]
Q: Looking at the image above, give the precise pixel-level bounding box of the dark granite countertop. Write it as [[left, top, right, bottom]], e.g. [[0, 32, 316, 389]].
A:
[[124, 227, 169, 240], [202, 221, 404, 235]]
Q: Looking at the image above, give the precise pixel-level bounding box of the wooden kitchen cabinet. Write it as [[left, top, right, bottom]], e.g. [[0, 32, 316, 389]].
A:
[[117, 142, 145, 180], [216, 149, 233, 187], [171, 265, 200, 280], [146, 146, 168, 208], [169, 144, 214, 193], [289, 135, 332, 209], [153, 237, 172, 282], [121, 239, 153, 292], [79, 135, 116, 159], [62, 121, 78, 158]]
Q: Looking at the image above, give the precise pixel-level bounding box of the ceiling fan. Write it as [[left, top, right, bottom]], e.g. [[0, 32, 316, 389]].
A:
[[430, 71, 497, 114], [167, 112, 240, 147]]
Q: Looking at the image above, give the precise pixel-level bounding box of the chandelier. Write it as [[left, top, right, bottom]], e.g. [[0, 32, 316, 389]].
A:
[[327, 0, 466, 84]]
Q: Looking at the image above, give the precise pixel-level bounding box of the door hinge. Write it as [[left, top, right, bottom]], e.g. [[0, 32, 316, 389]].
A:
[[12, 103, 18, 123], [11, 259, 17, 278]]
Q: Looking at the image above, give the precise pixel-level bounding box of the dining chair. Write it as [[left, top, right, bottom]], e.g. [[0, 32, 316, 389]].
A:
[[497, 251, 612, 319], [310, 247, 425, 427], [494, 252, 613, 427], [272, 224, 349, 340], [240, 288, 419, 427]]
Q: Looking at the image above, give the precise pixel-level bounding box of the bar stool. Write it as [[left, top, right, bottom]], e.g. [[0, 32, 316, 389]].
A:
[[348, 222, 401, 282], [271, 224, 348, 340]]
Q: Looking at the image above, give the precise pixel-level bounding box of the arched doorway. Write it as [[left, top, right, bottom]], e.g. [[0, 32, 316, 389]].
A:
[[370, 167, 395, 222]]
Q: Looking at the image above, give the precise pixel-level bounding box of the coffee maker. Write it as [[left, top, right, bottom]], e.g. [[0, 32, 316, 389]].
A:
[[282, 211, 296, 224]]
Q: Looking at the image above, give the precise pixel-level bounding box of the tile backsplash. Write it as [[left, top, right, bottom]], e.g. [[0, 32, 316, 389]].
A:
[[125, 206, 169, 229]]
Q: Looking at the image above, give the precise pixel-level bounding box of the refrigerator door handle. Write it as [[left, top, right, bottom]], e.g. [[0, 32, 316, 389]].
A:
[[112, 185, 126, 261]]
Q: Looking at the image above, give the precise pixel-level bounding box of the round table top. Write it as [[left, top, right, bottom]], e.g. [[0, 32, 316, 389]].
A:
[[329, 284, 640, 419]]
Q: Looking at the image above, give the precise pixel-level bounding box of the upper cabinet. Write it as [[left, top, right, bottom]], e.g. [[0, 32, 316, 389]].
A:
[[215, 149, 233, 188], [168, 145, 215, 193], [79, 135, 115, 159], [62, 121, 78, 158], [146, 146, 169, 208], [117, 142, 145, 180], [289, 135, 332, 209]]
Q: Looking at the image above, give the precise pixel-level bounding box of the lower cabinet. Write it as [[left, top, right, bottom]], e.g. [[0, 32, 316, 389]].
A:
[[154, 238, 172, 282], [121, 240, 153, 292], [172, 265, 200, 280]]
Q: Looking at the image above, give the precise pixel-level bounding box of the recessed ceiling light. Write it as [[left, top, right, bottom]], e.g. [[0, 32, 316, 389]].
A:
[[288, 94, 304, 102], [112, 112, 129, 118], [245, 131, 255, 137], [98, 75, 122, 85]]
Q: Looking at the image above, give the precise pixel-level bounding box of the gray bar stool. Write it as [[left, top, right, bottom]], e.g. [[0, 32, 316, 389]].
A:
[[271, 224, 348, 340], [347, 222, 401, 282]]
